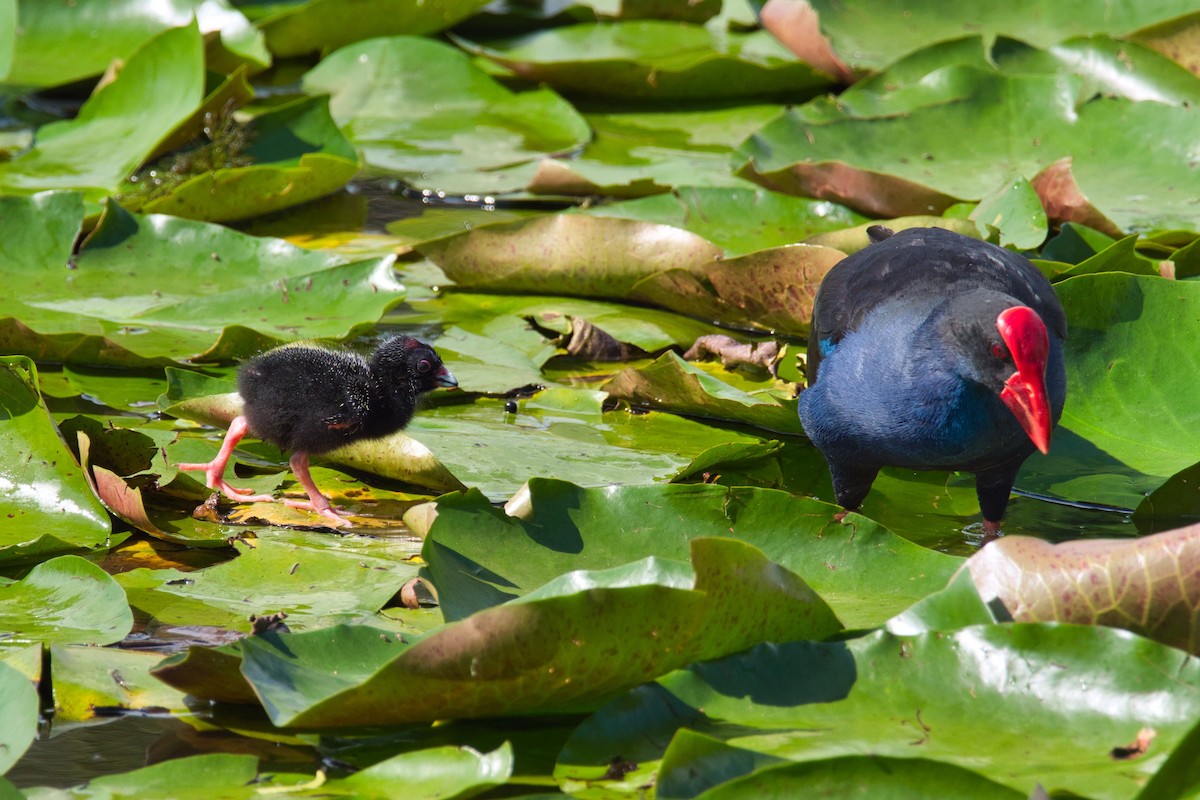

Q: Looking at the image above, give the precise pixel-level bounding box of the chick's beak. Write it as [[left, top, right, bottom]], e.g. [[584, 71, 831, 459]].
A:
[[435, 366, 459, 389]]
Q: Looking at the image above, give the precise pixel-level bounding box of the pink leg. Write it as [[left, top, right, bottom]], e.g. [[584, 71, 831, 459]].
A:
[[980, 518, 1003, 542], [175, 416, 276, 502], [280, 451, 352, 528]]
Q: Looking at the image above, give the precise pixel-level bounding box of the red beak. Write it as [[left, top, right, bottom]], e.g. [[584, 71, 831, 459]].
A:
[[996, 306, 1052, 455]]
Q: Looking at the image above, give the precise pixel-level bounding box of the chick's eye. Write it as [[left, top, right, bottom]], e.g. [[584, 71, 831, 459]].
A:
[[991, 344, 1006, 359], [417, 359, 432, 373]]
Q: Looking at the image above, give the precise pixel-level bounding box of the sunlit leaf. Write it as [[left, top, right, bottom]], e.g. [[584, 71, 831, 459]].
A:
[[0, 24, 205, 199], [456, 22, 833, 100], [302, 36, 589, 193], [0, 556, 132, 648], [155, 537, 842, 727], [0, 357, 111, 564]]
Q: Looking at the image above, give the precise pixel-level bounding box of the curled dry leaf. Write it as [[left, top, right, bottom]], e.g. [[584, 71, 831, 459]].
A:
[[740, 159, 959, 219], [567, 318, 641, 361], [1031, 158, 1124, 237], [965, 524, 1200, 654], [684, 335, 781, 377], [759, 0, 855, 82]]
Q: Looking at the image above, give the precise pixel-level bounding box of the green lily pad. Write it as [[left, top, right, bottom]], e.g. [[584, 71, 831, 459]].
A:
[[154, 537, 841, 727], [302, 36, 590, 193], [1, 196, 406, 366], [0, 357, 111, 564], [577, 187, 868, 256], [422, 479, 959, 627], [257, 0, 492, 58], [19, 753, 259, 799], [0, 556, 132, 649], [127, 95, 360, 224], [456, 22, 833, 100], [604, 352, 801, 434], [737, 67, 1200, 232], [805, 0, 1200, 72], [116, 530, 424, 633], [563, 624, 1200, 800], [528, 107, 787, 196], [5, 1, 268, 89], [423, 214, 845, 334], [1019, 273, 1200, 509], [50, 644, 190, 723], [0, 24, 204, 199], [0, 661, 38, 775]]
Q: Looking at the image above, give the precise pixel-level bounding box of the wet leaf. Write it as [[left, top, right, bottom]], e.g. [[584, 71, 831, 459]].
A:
[[603, 352, 800, 434], [804, 0, 1200, 72], [6, 0, 267, 89], [130, 95, 360, 224], [258, 0, 491, 58], [1, 197, 405, 365], [0, 357, 111, 564], [966, 524, 1200, 654], [528, 107, 787, 196], [423, 480, 958, 628], [0, 556, 132, 649], [456, 22, 833, 101], [1019, 274, 1200, 509], [577, 186, 868, 257], [641, 624, 1200, 799], [0, 661, 38, 774], [50, 645, 190, 723], [156, 537, 841, 727], [302, 36, 589, 193], [0, 24, 205, 199], [116, 530, 423, 633], [737, 67, 1200, 232]]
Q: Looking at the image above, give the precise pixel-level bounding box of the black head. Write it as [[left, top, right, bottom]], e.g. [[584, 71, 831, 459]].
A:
[[370, 336, 458, 395], [932, 290, 1054, 452]]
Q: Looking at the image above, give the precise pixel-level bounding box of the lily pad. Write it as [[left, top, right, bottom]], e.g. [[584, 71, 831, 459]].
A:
[[128, 95, 361, 224], [302, 36, 590, 193], [737, 67, 1200, 232], [49, 644, 190, 723], [0, 661, 38, 775], [116, 530, 424, 633], [456, 22, 833, 100], [563, 623, 1200, 800], [257, 0, 492, 58], [155, 537, 841, 727], [0, 556, 132, 649], [5, 1, 267, 89], [604, 352, 801, 434], [1019, 273, 1200, 509], [804, 0, 1200, 72], [1, 197, 405, 365], [0, 24, 205, 199], [966, 524, 1200, 654], [422, 479, 959, 628], [0, 357, 111, 564]]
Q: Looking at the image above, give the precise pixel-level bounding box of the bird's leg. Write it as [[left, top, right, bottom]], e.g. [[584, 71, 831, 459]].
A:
[[828, 462, 880, 516], [974, 462, 1021, 537], [280, 451, 352, 529], [175, 416, 276, 502]]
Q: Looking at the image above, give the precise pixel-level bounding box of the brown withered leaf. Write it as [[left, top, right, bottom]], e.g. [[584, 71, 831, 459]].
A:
[[967, 523, 1200, 654], [684, 334, 781, 377], [1030, 158, 1124, 237], [567, 317, 642, 361], [759, 0, 855, 83], [740, 159, 960, 219]]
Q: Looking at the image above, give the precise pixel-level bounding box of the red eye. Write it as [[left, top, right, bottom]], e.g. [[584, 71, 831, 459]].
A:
[[417, 359, 432, 373], [991, 344, 1006, 359]]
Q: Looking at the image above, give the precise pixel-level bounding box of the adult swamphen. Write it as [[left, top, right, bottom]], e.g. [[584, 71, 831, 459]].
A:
[[798, 226, 1067, 534], [177, 335, 457, 528]]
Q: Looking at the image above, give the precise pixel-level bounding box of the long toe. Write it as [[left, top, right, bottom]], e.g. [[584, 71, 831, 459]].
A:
[[212, 479, 275, 503]]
